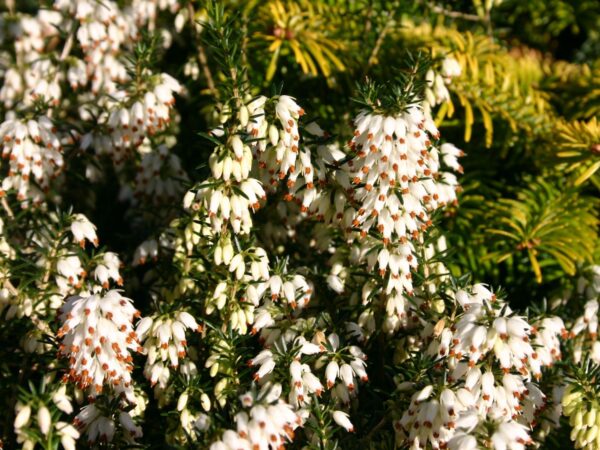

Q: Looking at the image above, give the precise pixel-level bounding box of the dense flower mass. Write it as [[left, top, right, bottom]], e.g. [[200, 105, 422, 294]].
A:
[[316, 105, 461, 322], [386, 283, 562, 450], [137, 310, 201, 388], [0, 114, 63, 205], [57, 290, 142, 400], [80, 73, 181, 166], [209, 384, 301, 450], [1, 2, 599, 449]]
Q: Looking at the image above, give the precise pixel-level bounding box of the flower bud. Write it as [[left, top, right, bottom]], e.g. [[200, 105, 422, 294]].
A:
[[333, 410, 354, 432], [14, 404, 31, 429], [239, 106, 249, 127], [37, 405, 51, 436], [201, 393, 211, 412], [177, 392, 189, 411]]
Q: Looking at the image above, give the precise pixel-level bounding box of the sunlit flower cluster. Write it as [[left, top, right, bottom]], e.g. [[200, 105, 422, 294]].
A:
[[0, 115, 63, 205], [185, 94, 317, 237], [567, 266, 600, 364], [209, 383, 302, 450], [54, 0, 137, 89], [562, 385, 600, 450], [1, 4, 597, 450], [393, 284, 565, 450], [136, 311, 201, 388], [57, 290, 142, 400], [319, 105, 461, 312], [424, 56, 462, 112], [14, 385, 78, 450], [80, 73, 181, 165], [248, 95, 317, 212], [0, 10, 62, 108], [74, 402, 142, 444]]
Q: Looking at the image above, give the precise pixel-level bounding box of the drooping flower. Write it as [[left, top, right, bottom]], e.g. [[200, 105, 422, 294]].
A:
[[0, 115, 64, 205], [136, 311, 202, 389], [57, 290, 142, 400]]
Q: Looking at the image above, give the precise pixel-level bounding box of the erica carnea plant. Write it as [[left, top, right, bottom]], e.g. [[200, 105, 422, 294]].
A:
[[1, 1, 600, 450]]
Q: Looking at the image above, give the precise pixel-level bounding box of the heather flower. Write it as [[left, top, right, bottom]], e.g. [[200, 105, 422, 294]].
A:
[[137, 311, 202, 389], [70, 214, 98, 248], [57, 290, 142, 400], [0, 115, 63, 205], [209, 384, 301, 449]]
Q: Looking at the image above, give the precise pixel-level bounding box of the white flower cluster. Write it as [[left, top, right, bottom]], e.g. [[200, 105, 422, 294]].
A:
[[14, 385, 78, 450], [249, 272, 313, 335], [206, 245, 268, 330], [424, 57, 462, 112], [279, 332, 371, 413], [74, 403, 142, 444], [71, 214, 99, 247], [201, 264, 316, 418], [186, 95, 316, 235], [322, 335, 369, 391], [133, 238, 159, 265], [572, 299, 599, 339], [0, 10, 62, 108], [248, 318, 367, 434], [54, 251, 122, 296], [176, 390, 212, 439], [54, 252, 86, 293], [0, 115, 63, 205], [51, 214, 123, 296], [570, 266, 600, 363], [450, 422, 533, 450], [562, 385, 600, 450], [191, 178, 265, 235], [133, 143, 188, 203], [345, 107, 459, 238], [202, 237, 313, 334], [393, 284, 565, 450], [132, 0, 181, 28], [136, 311, 201, 389], [53, 0, 137, 89], [94, 252, 124, 289], [326, 107, 460, 300], [327, 236, 455, 337], [248, 95, 317, 212], [1, 212, 125, 334], [80, 73, 181, 165], [209, 383, 302, 450], [0, 0, 185, 210], [57, 290, 142, 401]]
